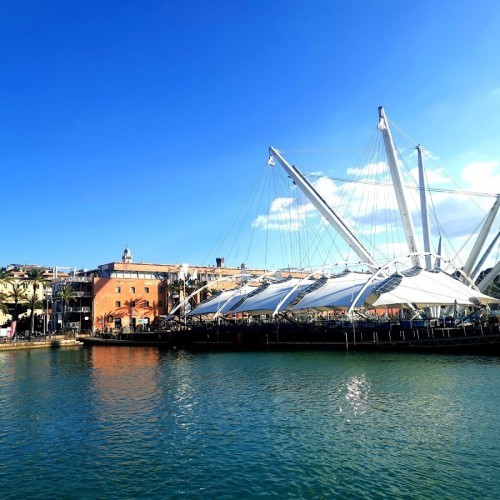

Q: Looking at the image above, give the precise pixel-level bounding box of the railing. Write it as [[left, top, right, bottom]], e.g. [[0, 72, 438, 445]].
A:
[[65, 307, 91, 313], [73, 292, 92, 297]]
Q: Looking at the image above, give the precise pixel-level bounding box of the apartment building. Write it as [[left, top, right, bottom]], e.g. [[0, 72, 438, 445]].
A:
[[0, 265, 60, 332]]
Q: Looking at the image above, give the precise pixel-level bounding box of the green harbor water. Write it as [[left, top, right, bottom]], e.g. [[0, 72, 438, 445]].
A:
[[0, 347, 499, 499]]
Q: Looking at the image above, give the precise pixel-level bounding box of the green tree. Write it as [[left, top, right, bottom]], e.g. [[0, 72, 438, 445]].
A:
[[56, 284, 77, 331], [25, 268, 49, 339], [0, 292, 8, 316], [0, 267, 12, 284], [165, 280, 181, 316], [0, 268, 12, 316], [8, 283, 29, 321], [26, 291, 43, 337]]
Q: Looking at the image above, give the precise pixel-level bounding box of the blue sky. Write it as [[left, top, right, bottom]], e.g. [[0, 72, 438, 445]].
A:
[[2, 0, 500, 271]]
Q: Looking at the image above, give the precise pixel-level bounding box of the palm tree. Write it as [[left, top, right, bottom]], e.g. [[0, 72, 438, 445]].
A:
[[165, 280, 181, 316], [26, 291, 42, 338], [56, 284, 77, 331], [0, 267, 12, 285], [0, 268, 12, 311], [0, 292, 8, 315], [25, 268, 49, 339], [185, 279, 202, 310], [8, 284, 29, 322]]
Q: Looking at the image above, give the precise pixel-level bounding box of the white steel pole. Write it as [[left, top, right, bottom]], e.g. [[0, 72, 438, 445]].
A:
[[471, 229, 500, 281], [462, 194, 500, 278], [417, 145, 432, 270], [477, 260, 500, 292], [378, 107, 420, 266], [269, 146, 379, 270]]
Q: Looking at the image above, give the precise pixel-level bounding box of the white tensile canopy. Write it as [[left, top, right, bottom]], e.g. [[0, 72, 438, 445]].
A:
[[364, 267, 500, 308], [187, 285, 254, 316], [290, 271, 375, 311], [231, 278, 316, 315], [188, 267, 499, 317]]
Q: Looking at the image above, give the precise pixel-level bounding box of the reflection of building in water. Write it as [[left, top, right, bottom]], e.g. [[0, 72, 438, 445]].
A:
[[89, 347, 161, 408]]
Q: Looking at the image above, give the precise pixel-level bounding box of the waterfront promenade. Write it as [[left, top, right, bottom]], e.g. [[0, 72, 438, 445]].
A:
[[0, 335, 82, 351]]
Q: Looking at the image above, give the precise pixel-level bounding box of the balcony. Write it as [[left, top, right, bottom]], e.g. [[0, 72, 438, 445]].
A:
[[54, 276, 92, 283], [67, 276, 92, 283], [65, 306, 91, 313]]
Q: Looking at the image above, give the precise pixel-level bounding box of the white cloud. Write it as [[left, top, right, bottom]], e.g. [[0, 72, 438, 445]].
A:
[[460, 161, 500, 194], [251, 197, 315, 232], [346, 161, 386, 177], [269, 197, 294, 212]]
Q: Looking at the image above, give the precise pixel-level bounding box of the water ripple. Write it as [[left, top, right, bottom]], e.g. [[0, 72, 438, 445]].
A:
[[0, 349, 499, 498]]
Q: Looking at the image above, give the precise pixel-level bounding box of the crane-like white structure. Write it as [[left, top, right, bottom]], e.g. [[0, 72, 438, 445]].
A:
[[462, 194, 500, 279], [378, 107, 420, 267], [268, 146, 380, 271], [417, 144, 432, 270]]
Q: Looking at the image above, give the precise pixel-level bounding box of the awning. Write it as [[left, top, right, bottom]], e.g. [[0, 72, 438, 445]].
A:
[[231, 278, 316, 315], [187, 285, 254, 316], [290, 271, 375, 310], [365, 267, 500, 308]]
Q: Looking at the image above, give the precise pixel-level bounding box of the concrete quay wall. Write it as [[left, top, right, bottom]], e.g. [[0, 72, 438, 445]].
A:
[[0, 338, 82, 351]]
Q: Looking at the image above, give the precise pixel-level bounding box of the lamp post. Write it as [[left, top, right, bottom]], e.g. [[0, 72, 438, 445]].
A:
[[172, 288, 179, 325], [183, 279, 187, 326], [165, 276, 170, 317]]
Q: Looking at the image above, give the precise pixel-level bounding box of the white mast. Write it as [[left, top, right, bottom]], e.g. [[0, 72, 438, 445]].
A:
[[471, 229, 500, 282], [269, 146, 380, 270], [435, 236, 442, 269], [417, 144, 432, 270], [378, 107, 420, 267], [462, 194, 500, 278], [477, 260, 500, 292]]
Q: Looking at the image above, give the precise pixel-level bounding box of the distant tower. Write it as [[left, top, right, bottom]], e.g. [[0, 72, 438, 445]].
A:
[[122, 245, 132, 263]]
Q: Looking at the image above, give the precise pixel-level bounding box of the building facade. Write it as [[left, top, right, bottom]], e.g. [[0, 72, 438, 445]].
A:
[[1, 248, 310, 334], [88, 247, 272, 333]]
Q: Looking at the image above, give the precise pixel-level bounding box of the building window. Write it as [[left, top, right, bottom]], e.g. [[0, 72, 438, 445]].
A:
[[115, 301, 121, 307], [158, 301, 163, 307], [108, 316, 113, 323], [144, 300, 150, 307], [144, 287, 150, 293], [115, 286, 121, 293], [130, 300, 136, 307], [130, 287, 135, 293]]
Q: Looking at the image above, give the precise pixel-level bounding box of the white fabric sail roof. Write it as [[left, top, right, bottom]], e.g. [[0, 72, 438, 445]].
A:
[[290, 271, 375, 311], [188, 285, 254, 316], [232, 278, 316, 315], [365, 267, 500, 308]]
